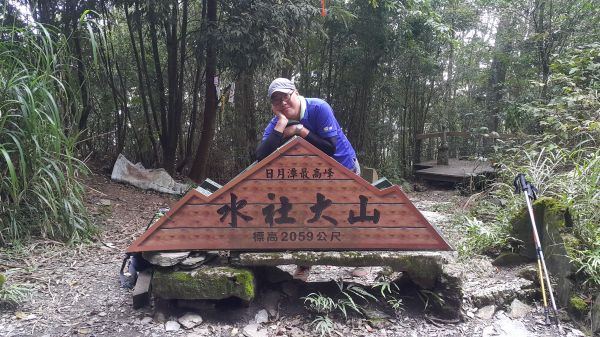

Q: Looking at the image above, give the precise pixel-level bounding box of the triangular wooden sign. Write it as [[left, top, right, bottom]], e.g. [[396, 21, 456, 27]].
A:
[[127, 137, 452, 253]]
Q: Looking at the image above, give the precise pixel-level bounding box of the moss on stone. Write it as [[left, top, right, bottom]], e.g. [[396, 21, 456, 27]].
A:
[[568, 295, 589, 318], [233, 269, 255, 299], [0, 273, 5, 290], [394, 255, 442, 289], [562, 234, 582, 256], [172, 270, 193, 283], [152, 266, 255, 301], [510, 197, 570, 259]]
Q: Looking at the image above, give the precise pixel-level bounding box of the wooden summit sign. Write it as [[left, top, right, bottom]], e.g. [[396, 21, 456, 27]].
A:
[[127, 137, 452, 253]]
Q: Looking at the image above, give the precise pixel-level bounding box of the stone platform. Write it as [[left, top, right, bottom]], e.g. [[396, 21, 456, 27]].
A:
[[232, 251, 450, 289]]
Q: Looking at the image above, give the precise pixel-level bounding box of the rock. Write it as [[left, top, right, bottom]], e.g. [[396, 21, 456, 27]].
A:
[[188, 327, 212, 337], [476, 305, 495, 320], [469, 277, 533, 308], [179, 254, 207, 269], [592, 294, 600, 334], [509, 299, 532, 319], [254, 309, 269, 324], [492, 253, 531, 267], [495, 313, 532, 336], [178, 312, 203, 329], [351, 267, 369, 277], [516, 266, 538, 283], [242, 323, 268, 337], [140, 316, 153, 324], [567, 328, 586, 337], [143, 251, 190, 267], [165, 320, 181, 331], [361, 307, 391, 328], [152, 266, 255, 301], [510, 197, 575, 306], [429, 263, 463, 319], [568, 295, 589, 319], [154, 312, 167, 323], [77, 328, 92, 334], [111, 153, 190, 194], [99, 199, 112, 206], [482, 325, 495, 337]]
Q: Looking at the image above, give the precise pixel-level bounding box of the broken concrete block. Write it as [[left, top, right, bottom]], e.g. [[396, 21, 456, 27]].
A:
[[111, 154, 190, 195]]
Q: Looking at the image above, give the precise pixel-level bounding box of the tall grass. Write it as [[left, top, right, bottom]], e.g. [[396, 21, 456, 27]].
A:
[[0, 23, 95, 244]]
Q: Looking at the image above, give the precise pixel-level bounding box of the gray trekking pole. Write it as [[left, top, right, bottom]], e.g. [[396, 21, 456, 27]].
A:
[[514, 173, 562, 332]]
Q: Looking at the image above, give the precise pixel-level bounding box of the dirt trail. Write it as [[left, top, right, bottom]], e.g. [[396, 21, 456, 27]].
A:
[[0, 170, 584, 337]]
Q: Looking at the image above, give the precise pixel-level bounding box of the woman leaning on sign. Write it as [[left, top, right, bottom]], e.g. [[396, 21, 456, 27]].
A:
[[256, 78, 364, 280]]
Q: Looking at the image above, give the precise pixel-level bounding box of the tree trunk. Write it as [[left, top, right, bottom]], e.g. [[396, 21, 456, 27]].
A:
[[147, 1, 170, 169], [162, 1, 180, 173], [189, 0, 218, 183], [124, 2, 158, 163], [487, 14, 512, 132], [533, 0, 551, 99], [234, 68, 257, 171], [136, 0, 161, 135]]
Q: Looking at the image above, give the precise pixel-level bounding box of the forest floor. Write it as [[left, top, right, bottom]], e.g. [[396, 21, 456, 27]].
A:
[[0, 167, 590, 337]]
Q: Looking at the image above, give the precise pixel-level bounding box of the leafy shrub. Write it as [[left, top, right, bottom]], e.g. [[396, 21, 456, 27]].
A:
[[0, 24, 95, 244]]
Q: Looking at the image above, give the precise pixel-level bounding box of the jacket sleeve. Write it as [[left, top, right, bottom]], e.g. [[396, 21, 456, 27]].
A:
[[305, 132, 337, 156], [255, 130, 284, 161]]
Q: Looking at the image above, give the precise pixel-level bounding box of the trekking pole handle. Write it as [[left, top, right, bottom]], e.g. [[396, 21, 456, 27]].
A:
[[514, 173, 537, 201]]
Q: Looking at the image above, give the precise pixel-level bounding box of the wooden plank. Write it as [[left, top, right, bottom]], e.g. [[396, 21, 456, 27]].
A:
[[135, 227, 447, 251], [160, 203, 424, 228]]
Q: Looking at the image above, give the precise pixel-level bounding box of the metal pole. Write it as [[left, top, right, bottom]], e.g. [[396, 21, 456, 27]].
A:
[[515, 174, 563, 333]]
